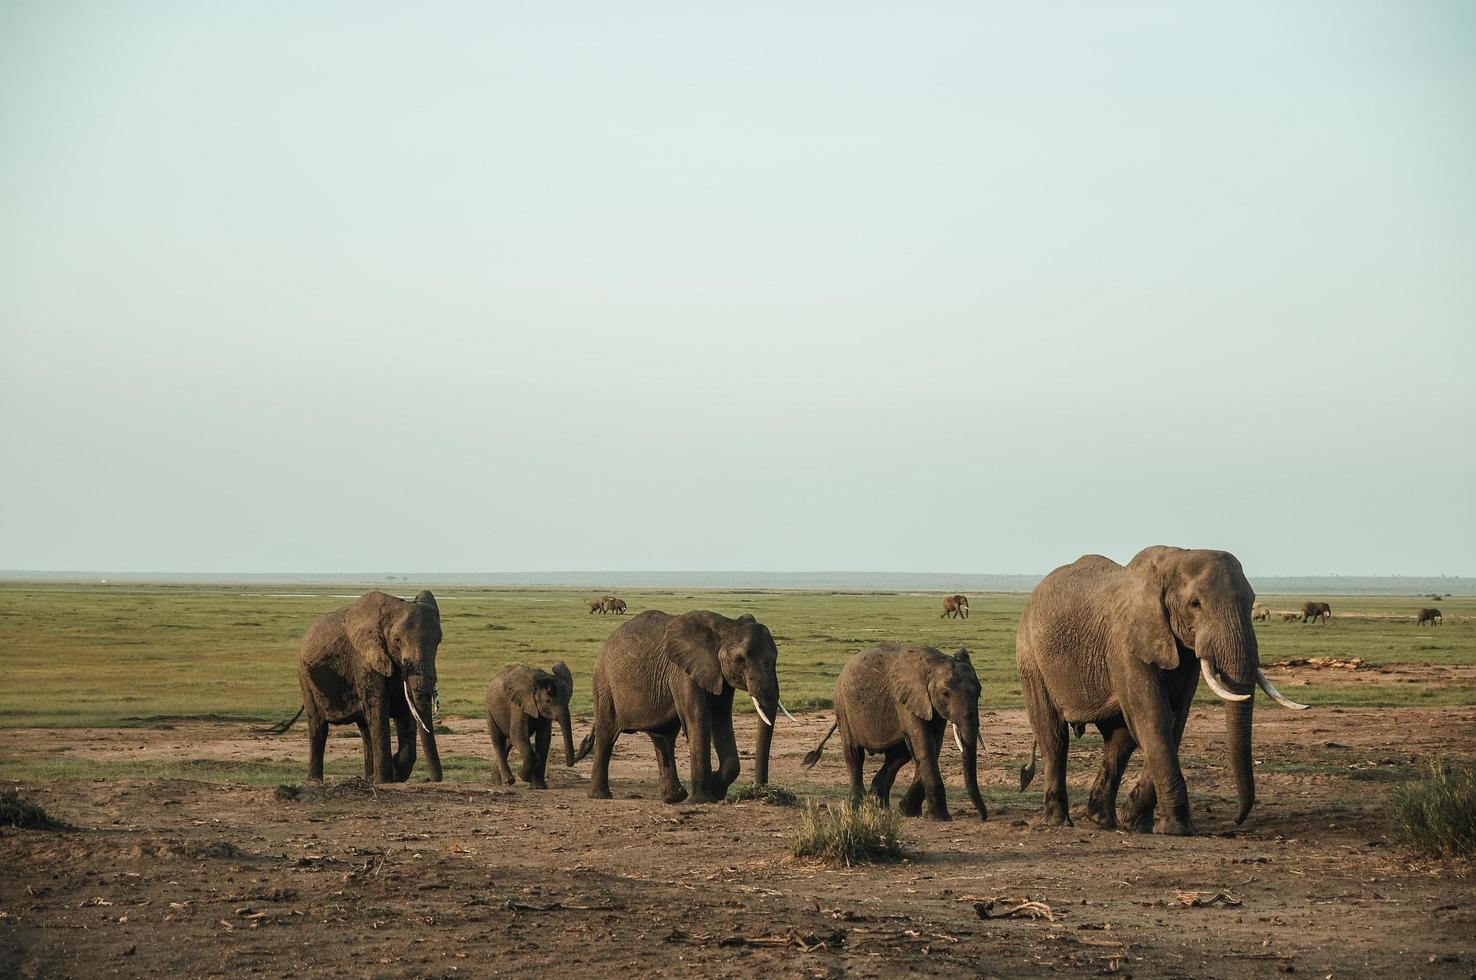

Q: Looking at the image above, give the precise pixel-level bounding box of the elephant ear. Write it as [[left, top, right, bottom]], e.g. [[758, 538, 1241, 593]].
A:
[[345, 593, 395, 677], [413, 590, 439, 616], [890, 659, 933, 721], [1113, 569, 1179, 671], [550, 661, 574, 698], [662, 616, 724, 696], [503, 668, 541, 717]]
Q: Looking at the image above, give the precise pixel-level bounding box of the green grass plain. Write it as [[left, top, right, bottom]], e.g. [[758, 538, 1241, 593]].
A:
[[0, 584, 1471, 731]]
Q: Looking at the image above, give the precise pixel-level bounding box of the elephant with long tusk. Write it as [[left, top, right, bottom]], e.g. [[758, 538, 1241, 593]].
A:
[[1016, 547, 1309, 836], [579, 610, 787, 804], [260, 590, 445, 785]]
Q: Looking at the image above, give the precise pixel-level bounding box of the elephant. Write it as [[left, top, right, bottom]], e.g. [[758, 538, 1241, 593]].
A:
[[485, 662, 576, 788], [1015, 547, 1308, 836], [1417, 608, 1443, 627], [1251, 603, 1270, 622], [803, 645, 987, 822], [607, 597, 628, 615], [589, 596, 616, 614], [577, 610, 793, 804], [941, 595, 969, 619], [263, 590, 444, 784], [1301, 601, 1332, 624], [1281, 612, 1300, 622]]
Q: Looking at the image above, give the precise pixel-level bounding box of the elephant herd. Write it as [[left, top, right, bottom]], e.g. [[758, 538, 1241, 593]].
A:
[[588, 595, 627, 615], [266, 546, 1321, 836]]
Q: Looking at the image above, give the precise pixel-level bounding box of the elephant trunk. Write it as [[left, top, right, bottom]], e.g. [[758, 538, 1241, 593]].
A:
[[753, 713, 773, 786], [958, 715, 987, 821], [415, 686, 442, 782], [1201, 617, 1258, 823], [559, 703, 575, 768], [746, 667, 780, 785]]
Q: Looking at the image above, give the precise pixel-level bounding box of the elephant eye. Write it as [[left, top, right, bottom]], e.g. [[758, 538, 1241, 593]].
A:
[[1188, 598, 1201, 609]]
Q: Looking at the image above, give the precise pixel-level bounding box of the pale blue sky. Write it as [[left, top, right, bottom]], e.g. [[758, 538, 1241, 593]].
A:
[[1, 2, 1472, 576]]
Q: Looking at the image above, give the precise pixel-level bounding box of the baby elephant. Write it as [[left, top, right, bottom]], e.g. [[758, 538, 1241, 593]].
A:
[[486, 663, 576, 789], [804, 645, 987, 822]]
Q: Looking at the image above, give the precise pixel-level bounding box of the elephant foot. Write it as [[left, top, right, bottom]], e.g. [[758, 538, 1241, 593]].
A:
[[1154, 816, 1196, 836], [924, 808, 952, 822], [898, 796, 923, 817], [1122, 807, 1154, 833], [1087, 800, 1118, 829], [1038, 807, 1072, 828], [588, 786, 613, 800], [662, 785, 689, 805], [531, 780, 548, 790], [689, 789, 722, 805]]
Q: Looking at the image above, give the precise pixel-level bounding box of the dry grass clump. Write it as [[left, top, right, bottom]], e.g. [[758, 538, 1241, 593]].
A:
[[792, 801, 906, 865], [1391, 760, 1476, 861], [725, 783, 799, 806], [0, 789, 69, 830]]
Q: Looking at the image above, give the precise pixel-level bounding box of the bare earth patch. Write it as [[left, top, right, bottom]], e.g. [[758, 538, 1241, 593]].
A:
[[2, 705, 1474, 978]]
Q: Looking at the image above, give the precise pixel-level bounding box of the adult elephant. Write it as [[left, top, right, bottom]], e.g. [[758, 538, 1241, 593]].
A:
[[589, 596, 614, 614], [607, 597, 628, 615], [941, 595, 969, 619], [485, 662, 576, 788], [1301, 601, 1332, 624], [1251, 603, 1270, 622], [266, 590, 444, 784], [1016, 547, 1307, 835], [578, 610, 792, 803], [1417, 608, 1443, 627], [803, 645, 987, 822]]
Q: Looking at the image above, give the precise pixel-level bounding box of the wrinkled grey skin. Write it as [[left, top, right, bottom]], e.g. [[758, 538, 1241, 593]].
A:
[[1417, 608, 1442, 626], [1016, 547, 1261, 835], [291, 591, 444, 784], [578, 610, 781, 804], [804, 645, 987, 822], [485, 662, 576, 788], [1301, 601, 1332, 624], [941, 595, 969, 619]]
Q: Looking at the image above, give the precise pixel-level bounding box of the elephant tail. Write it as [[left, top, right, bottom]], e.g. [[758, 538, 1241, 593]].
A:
[[574, 732, 595, 764], [1018, 739, 1037, 792], [802, 721, 838, 769], [255, 705, 304, 736]]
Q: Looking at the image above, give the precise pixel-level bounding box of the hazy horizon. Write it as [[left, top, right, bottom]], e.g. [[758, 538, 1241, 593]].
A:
[[3, 3, 1473, 577]]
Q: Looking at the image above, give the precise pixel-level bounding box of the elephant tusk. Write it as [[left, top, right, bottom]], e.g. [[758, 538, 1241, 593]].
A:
[[952, 723, 965, 753], [1199, 659, 1251, 702], [1256, 669, 1309, 710], [405, 680, 430, 734], [750, 697, 773, 727], [779, 701, 797, 723]]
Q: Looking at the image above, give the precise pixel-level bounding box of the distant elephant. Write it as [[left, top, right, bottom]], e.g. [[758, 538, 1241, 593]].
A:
[[1301, 601, 1332, 624], [485, 662, 576, 788], [941, 595, 969, 619], [803, 645, 987, 822], [1281, 612, 1300, 623], [607, 597, 628, 615], [589, 596, 616, 614], [578, 610, 791, 804], [1016, 547, 1307, 835], [264, 591, 444, 784], [1417, 608, 1443, 627], [1251, 603, 1270, 622]]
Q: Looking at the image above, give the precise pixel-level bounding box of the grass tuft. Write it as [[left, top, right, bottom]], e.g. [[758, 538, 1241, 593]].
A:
[[792, 800, 906, 865], [1391, 760, 1476, 860], [0, 789, 69, 830], [725, 783, 799, 806]]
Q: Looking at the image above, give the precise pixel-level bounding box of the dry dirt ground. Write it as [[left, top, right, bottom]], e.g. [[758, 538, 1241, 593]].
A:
[[3, 698, 1474, 979]]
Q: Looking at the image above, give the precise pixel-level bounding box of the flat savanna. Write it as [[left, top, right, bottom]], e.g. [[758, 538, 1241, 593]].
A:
[[1, 584, 1473, 977]]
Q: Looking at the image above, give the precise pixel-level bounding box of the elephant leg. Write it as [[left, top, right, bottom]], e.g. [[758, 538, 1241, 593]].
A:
[[686, 704, 721, 804], [1022, 668, 1072, 826], [355, 718, 372, 780], [487, 718, 514, 786], [870, 743, 911, 809], [910, 728, 951, 821], [1121, 686, 1193, 836], [649, 729, 687, 804], [843, 735, 867, 807], [307, 711, 329, 783], [533, 722, 551, 789], [1124, 668, 1197, 833], [368, 706, 395, 784], [1087, 720, 1136, 830], [512, 715, 541, 787], [709, 697, 740, 800], [393, 713, 416, 783]]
